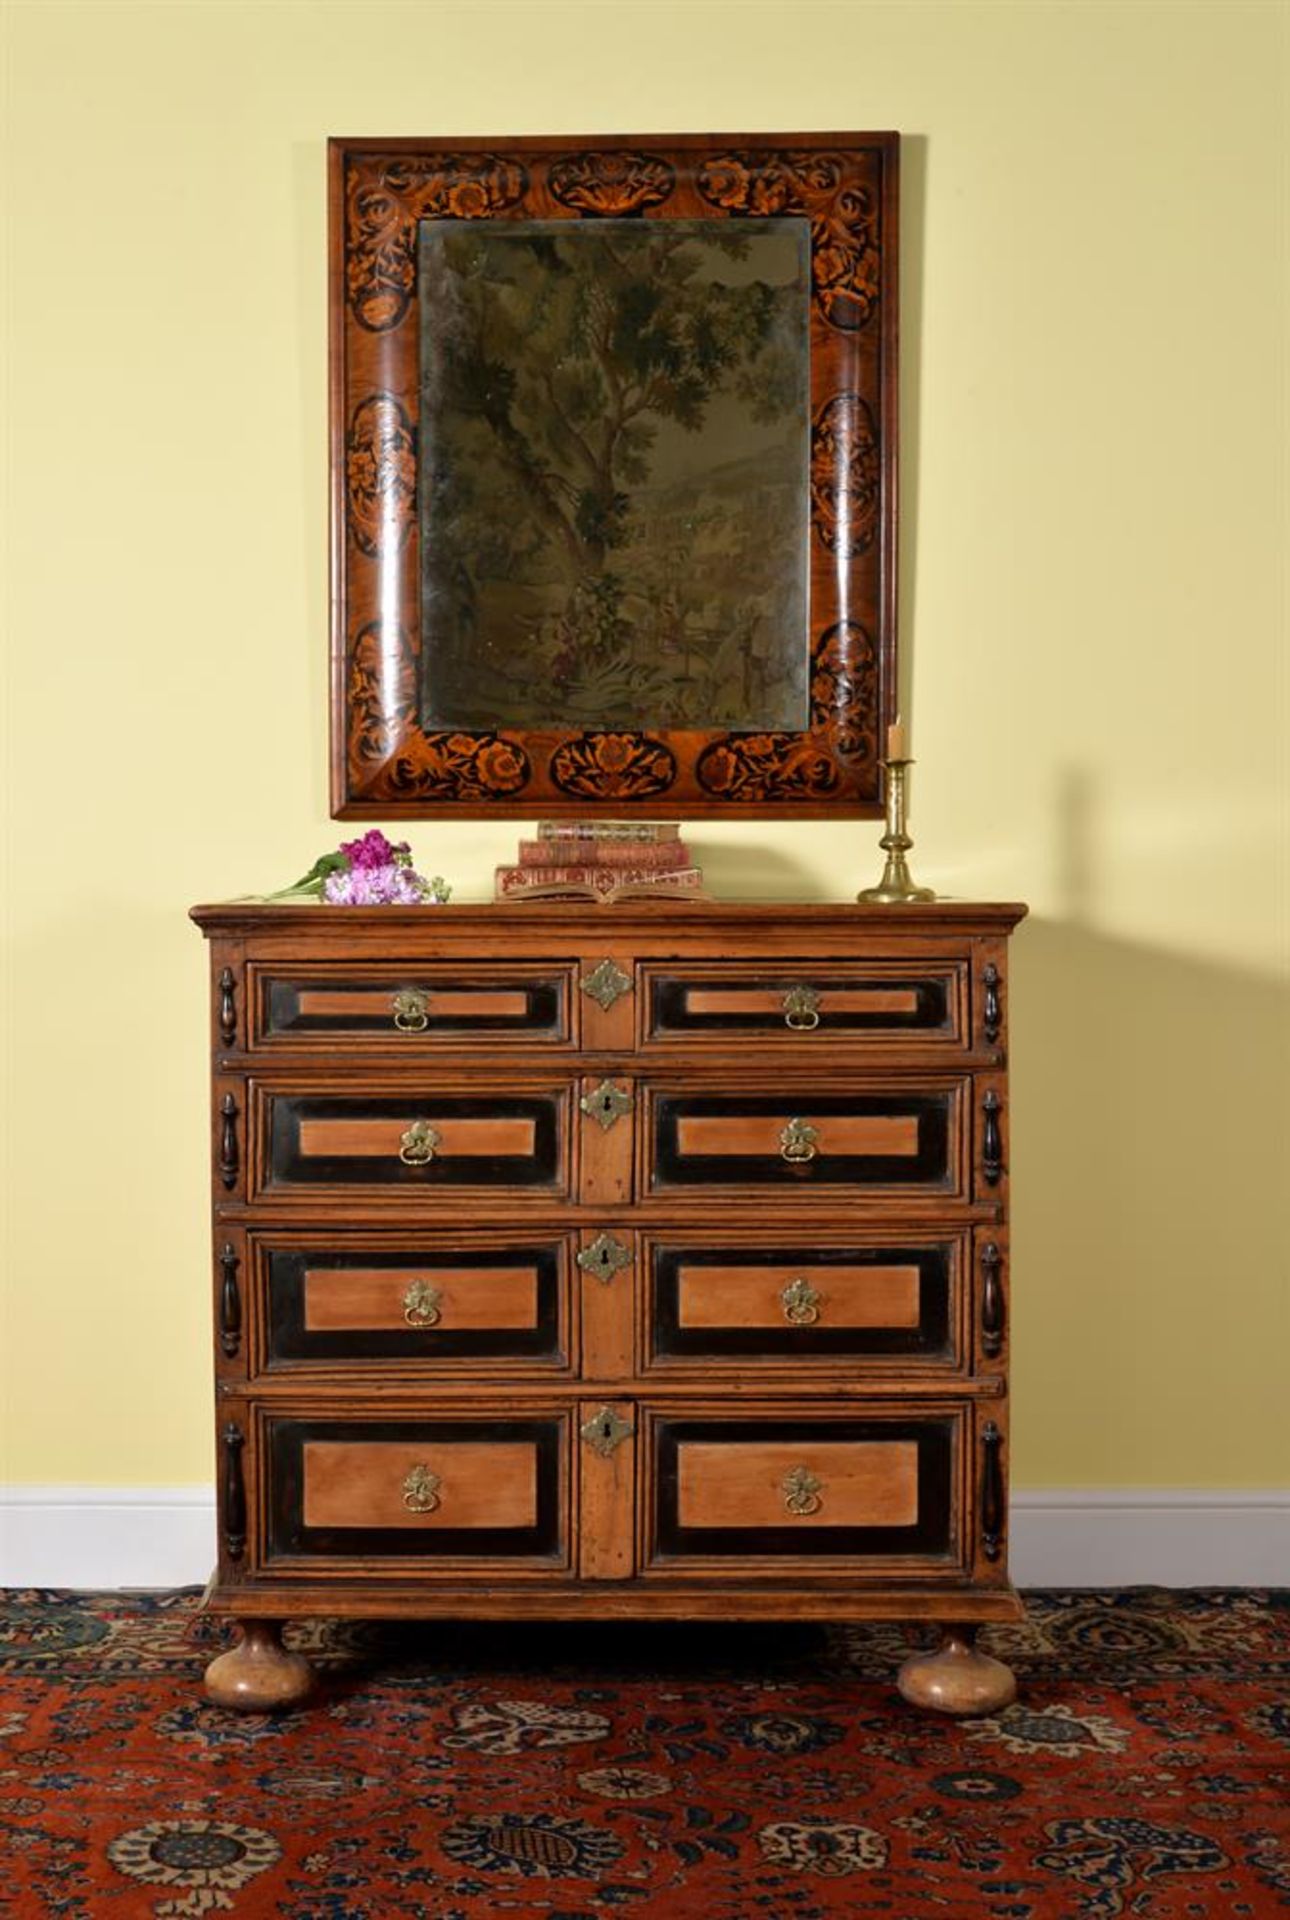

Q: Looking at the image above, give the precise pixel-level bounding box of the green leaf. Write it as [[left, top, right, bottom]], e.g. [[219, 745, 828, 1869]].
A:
[[264, 851, 348, 898]]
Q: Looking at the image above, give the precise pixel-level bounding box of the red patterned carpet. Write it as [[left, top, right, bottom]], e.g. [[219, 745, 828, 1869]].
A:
[[1, 1589, 1287, 1917]]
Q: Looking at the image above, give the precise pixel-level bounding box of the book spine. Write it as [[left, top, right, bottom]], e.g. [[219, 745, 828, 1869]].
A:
[[517, 839, 690, 870], [496, 864, 705, 898], [537, 820, 680, 843]]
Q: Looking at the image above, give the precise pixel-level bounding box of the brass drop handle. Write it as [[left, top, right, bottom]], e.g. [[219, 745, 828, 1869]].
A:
[[399, 1119, 441, 1165], [403, 1279, 442, 1327], [402, 1464, 441, 1514], [392, 989, 429, 1032], [779, 1117, 819, 1163], [782, 985, 821, 1031], [783, 1465, 823, 1516], [781, 1277, 822, 1325]]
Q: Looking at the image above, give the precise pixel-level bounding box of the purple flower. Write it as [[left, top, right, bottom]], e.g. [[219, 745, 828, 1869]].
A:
[[338, 829, 412, 873]]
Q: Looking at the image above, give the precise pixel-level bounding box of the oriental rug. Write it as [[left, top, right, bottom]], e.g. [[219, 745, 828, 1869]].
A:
[[1, 1588, 1287, 1918]]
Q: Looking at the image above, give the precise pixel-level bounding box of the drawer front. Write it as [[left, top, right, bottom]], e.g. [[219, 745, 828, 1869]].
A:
[[647, 1410, 960, 1570], [264, 1414, 566, 1565], [259, 1238, 568, 1368], [642, 960, 966, 1047], [250, 962, 571, 1046], [258, 1087, 568, 1197], [646, 1236, 959, 1369], [647, 1086, 961, 1197]]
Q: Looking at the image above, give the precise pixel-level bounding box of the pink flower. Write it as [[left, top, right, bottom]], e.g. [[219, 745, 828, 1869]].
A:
[[323, 860, 447, 906]]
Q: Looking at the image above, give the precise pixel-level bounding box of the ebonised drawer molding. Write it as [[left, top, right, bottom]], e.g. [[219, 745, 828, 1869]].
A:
[[255, 1084, 569, 1199], [261, 1411, 567, 1569], [641, 960, 967, 1047], [253, 1235, 570, 1372], [644, 1405, 963, 1572], [643, 1233, 962, 1370], [249, 961, 572, 1046], [645, 1085, 962, 1196], [194, 900, 1026, 1714]]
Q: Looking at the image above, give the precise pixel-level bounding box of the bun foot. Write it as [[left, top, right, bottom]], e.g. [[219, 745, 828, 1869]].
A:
[[897, 1626, 1016, 1717], [204, 1619, 314, 1712]]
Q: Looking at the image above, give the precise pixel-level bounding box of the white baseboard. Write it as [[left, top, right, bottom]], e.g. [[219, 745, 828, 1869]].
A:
[[1, 1485, 1286, 1591], [0, 1487, 218, 1589], [1009, 1488, 1289, 1587]]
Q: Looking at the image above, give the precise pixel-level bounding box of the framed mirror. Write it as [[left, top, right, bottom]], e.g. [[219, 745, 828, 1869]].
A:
[[330, 132, 898, 818]]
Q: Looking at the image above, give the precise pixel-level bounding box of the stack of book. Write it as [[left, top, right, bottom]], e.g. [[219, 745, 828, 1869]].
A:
[[495, 822, 706, 903]]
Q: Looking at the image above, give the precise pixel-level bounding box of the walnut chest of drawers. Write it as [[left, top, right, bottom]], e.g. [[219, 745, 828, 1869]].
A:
[[192, 900, 1027, 1713]]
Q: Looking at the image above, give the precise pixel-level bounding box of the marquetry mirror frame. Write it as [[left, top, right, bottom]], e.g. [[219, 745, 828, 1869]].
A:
[[329, 132, 898, 819]]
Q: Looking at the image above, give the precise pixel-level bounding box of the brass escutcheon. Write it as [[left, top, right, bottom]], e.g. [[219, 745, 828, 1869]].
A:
[[580, 1079, 634, 1131], [392, 988, 429, 1032], [782, 985, 821, 1031], [580, 959, 633, 1011], [580, 1406, 634, 1458], [403, 1279, 442, 1327], [577, 1233, 632, 1284], [781, 1276, 823, 1326], [783, 1465, 823, 1516], [402, 1464, 441, 1513], [779, 1117, 819, 1163], [399, 1119, 441, 1165]]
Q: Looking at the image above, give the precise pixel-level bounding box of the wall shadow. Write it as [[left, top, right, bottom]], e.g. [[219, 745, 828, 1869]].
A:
[[1010, 913, 1289, 1485]]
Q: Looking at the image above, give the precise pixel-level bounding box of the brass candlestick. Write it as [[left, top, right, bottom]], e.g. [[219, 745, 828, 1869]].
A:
[[858, 758, 937, 904]]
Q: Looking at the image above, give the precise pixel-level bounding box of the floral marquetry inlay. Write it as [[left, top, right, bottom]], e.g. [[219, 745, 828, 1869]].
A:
[[345, 155, 528, 331], [695, 149, 883, 333], [345, 395, 416, 558], [547, 150, 676, 215], [549, 734, 677, 802]]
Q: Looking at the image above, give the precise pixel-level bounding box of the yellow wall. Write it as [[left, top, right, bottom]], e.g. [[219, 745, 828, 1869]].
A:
[[3, 0, 1286, 1488]]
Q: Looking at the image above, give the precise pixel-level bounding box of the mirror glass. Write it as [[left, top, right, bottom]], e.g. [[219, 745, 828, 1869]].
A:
[[418, 216, 810, 731]]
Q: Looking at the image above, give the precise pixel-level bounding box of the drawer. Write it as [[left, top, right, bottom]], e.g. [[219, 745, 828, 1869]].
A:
[[262, 1412, 567, 1567], [645, 1406, 962, 1572], [641, 959, 966, 1047], [645, 1083, 962, 1198], [255, 1236, 569, 1370], [255, 1083, 569, 1199], [248, 961, 572, 1046], [644, 1234, 961, 1370]]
